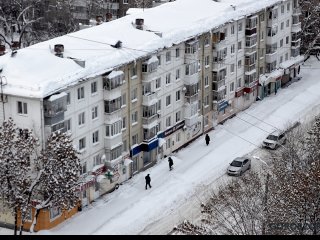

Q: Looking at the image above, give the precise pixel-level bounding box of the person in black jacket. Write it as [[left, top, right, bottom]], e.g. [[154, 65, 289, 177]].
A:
[[168, 157, 173, 171], [205, 133, 210, 146], [145, 174, 152, 190]]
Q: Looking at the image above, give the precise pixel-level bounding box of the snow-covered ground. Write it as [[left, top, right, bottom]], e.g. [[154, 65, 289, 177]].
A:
[[2, 57, 320, 235]]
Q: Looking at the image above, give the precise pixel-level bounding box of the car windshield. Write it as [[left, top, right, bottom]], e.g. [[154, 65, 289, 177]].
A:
[[230, 160, 242, 167], [266, 134, 278, 141]]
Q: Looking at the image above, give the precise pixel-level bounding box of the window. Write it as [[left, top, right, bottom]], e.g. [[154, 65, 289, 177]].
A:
[[111, 145, 122, 161], [260, 31, 264, 40], [281, 22, 284, 30], [66, 92, 71, 105], [238, 41, 242, 50], [65, 119, 71, 131], [91, 81, 97, 94], [238, 60, 242, 69], [287, 2, 290, 11], [157, 55, 161, 66], [205, 56, 210, 66], [81, 162, 87, 175], [106, 121, 122, 137], [166, 51, 171, 62], [285, 53, 288, 61], [286, 36, 289, 44], [92, 106, 98, 119], [204, 95, 209, 106], [79, 137, 86, 150], [166, 116, 171, 127], [205, 76, 209, 87], [123, 140, 127, 152], [122, 117, 126, 129], [176, 48, 180, 58], [286, 19, 289, 27], [176, 69, 180, 80], [176, 90, 181, 101], [176, 111, 181, 122], [93, 154, 102, 166], [280, 39, 283, 47], [156, 77, 161, 89], [281, 5, 284, 14], [230, 64, 235, 73], [131, 88, 137, 101], [237, 78, 242, 88], [132, 134, 138, 145], [77, 86, 84, 100], [176, 132, 181, 142], [92, 130, 99, 144], [132, 111, 138, 124], [78, 112, 85, 126], [166, 95, 171, 106], [231, 24, 235, 35], [121, 93, 126, 106], [231, 44, 235, 54], [17, 101, 28, 115], [230, 82, 235, 92], [50, 206, 61, 220], [238, 22, 243, 31], [204, 37, 209, 46], [131, 65, 137, 77], [260, 13, 264, 22], [166, 73, 171, 85]]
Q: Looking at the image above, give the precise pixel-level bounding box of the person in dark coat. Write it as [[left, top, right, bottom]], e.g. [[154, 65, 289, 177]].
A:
[[205, 133, 210, 146], [168, 157, 173, 171], [145, 174, 152, 190]]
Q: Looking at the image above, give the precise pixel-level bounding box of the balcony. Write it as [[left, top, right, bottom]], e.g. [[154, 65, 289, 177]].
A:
[[104, 110, 122, 124], [244, 64, 256, 73], [142, 92, 158, 106], [292, 8, 301, 16], [291, 39, 301, 49], [245, 47, 257, 56], [103, 87, 121, 101], [104, 134, 122, 150], [245, 28, 257, 36], [292, 22, 301, 33], [184, 72, 199, 85], [142, 114, 158, 125], [265, 51, 277, 63], [212, 61, 226, 71]]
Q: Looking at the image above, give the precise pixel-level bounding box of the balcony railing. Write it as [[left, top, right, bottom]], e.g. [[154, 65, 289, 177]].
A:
[[142, 114, 158, 125], [142, 92, 158, 106]]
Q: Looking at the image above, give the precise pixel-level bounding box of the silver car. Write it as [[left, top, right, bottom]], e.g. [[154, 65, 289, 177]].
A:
[[262, 130, 286, 150], [227, 157, 251, 176]]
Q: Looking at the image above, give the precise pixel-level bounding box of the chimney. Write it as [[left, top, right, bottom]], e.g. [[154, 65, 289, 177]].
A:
[[96, 15, 103, 25], [54, 44, 64, 58], [0, 45, 5, 56], [135, 18, 144, 30]]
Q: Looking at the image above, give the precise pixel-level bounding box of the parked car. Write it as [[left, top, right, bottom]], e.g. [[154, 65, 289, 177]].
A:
[[262, 130, 286, 150], [227, 157, 251, 176]]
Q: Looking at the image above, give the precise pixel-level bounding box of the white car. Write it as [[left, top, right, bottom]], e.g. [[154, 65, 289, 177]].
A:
[[262, 130, 286, 150], [227, 157, 251, 176]]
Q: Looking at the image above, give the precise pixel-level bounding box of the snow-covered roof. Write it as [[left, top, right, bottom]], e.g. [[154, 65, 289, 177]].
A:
[[280, 55, 304, 69], [259, 68, 284, 84], [126, 8, 145, 15], [0, 0, 282, 99]]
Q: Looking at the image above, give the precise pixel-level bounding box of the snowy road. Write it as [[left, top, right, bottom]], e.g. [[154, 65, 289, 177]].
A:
[[38, 57, 320, 235]]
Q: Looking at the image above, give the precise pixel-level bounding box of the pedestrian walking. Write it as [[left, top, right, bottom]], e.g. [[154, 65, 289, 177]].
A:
[[145, 174, 152, 190], [205, 133, 210, 146], [168, 157, 173, 171]]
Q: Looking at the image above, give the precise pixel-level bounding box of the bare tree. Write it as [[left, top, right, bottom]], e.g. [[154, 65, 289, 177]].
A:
[[300, 0, 320, 58]]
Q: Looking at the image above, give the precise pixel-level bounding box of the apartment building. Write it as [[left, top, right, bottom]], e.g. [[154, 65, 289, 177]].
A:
[[0, 0, 302, 231]]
